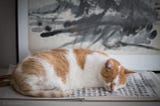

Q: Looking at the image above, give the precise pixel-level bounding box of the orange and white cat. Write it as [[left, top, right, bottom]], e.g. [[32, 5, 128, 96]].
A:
[[11, 48, 135, 97]]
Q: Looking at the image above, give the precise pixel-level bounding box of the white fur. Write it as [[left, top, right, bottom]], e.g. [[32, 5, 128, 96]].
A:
[[65, 50, 110, 90], [35, 57, 63, 89], [112, 75, 126, 91], [113, 75, 120, 91], [118, 65, 122, 72], [65, 49, 84, 89]]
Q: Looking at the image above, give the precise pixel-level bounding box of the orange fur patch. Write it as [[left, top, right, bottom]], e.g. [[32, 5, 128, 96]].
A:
[[101, 59, 122, 83], [101, 59, 119, 83], [21, 58, 46, 76], [51, 93, 56, 97], [96, 50, 108, 56], [11, 63, 32, 91], [119, 69, 135, 85], [37, 92, 45, 97], [12, 72, 32, 91], [101, 68, 119, 83], [34, 49, 69, 83], [12, 55, 47, 93], [101, 58, 129, 85], [73, 48, 93, 70], [119, 68, 127, 85], [100, 67, 113, 82]]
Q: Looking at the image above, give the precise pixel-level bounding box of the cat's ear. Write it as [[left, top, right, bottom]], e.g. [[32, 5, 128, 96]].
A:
[[105, 59, 113, 68], [124, 69, 135, 75]]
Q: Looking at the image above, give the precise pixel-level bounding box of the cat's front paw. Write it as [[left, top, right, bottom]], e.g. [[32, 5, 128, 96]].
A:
[[104, 83, 126, 92], [63, 90, 72, 97], [104, 83, 115, 92]]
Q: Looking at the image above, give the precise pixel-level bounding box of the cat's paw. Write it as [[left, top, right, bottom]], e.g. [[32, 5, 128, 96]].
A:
[[104, 83, 115, 92], [63, 90, 72, 97], [104, 83, 126, 92]]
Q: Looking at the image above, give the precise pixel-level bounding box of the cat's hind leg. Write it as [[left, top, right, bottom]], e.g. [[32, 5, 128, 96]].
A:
[[21, 88, 72, 98], [11, 76, 72, 98], [13, 82, 71, 98]]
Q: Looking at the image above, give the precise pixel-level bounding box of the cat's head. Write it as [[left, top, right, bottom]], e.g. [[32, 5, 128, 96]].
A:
[[101, 58, 135, 92]]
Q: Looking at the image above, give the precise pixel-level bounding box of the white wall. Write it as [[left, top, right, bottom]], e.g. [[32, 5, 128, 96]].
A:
[[18, 0, 160, 71]]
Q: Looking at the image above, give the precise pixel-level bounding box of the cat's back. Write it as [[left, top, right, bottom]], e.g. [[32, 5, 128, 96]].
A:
[[14, 48, 108, 77]]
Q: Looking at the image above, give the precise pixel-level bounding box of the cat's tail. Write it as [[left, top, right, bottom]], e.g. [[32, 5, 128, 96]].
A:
[[10, 77, 71, 98], [0, 74, 11, 87]]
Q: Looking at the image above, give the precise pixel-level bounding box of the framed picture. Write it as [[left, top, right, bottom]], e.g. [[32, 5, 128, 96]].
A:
[[18, 0, 160, 71]]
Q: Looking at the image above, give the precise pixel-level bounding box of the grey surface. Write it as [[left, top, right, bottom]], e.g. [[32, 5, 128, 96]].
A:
[[0, 100, 160, 106], [0, 0, 17, 67]]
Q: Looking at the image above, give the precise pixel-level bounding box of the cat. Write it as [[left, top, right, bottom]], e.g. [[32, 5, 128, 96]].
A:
[[11, 48, 135, 97]]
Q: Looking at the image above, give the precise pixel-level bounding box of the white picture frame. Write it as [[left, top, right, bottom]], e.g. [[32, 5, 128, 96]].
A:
[[18, 0, 160, 71]]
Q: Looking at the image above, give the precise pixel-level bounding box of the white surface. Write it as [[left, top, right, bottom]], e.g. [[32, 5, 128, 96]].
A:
[[18, 0, 160, 71], [18, 0, 30, 60], [110, 55, 160, 71]]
